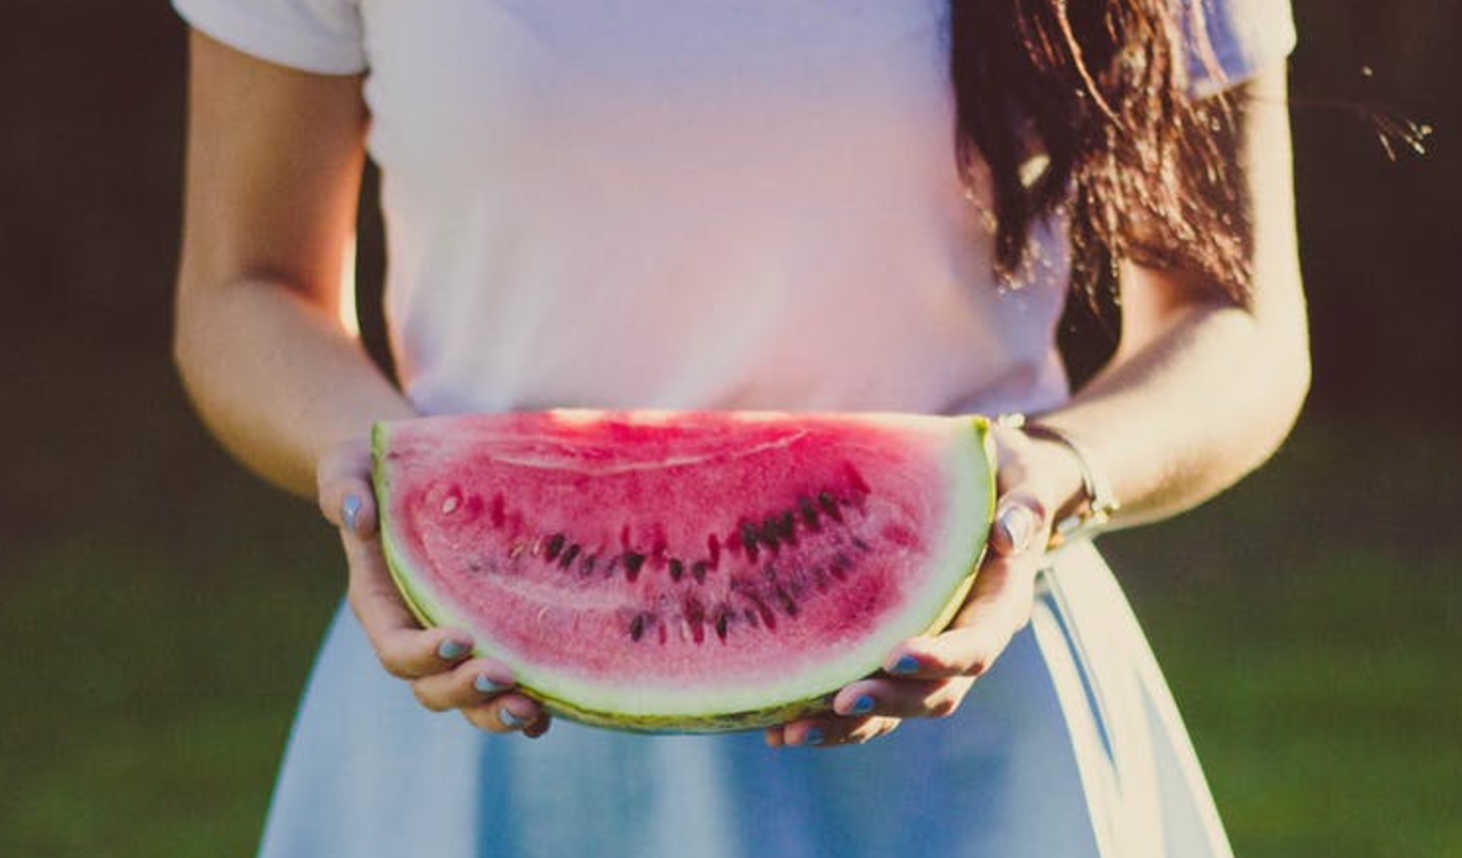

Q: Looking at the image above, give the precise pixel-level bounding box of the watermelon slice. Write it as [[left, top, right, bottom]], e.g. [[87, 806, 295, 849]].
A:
[[373, 410, 996, 732]]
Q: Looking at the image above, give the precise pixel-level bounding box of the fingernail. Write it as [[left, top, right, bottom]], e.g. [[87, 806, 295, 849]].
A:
[[474, 674, 508, 695], [437, 639, 469, 660], [499, 707, 525, 728], [803, 727, 825, 747], [342, 494, 362, 533], [995, 504, 1036, 553], [849, 695, 875, 715], [890, 655, 920, 675]]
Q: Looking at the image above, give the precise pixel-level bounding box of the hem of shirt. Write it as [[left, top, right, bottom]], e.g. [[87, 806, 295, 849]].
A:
[[1187, 16, 1298, 99], [172, 0, 367, 76]]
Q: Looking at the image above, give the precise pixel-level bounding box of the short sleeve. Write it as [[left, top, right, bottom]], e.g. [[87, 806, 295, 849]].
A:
[[173, 0, 366, 75], [1175, 0, 1297, 97]]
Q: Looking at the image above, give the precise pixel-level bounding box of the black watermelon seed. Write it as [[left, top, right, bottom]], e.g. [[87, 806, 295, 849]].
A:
[[743, 607, 759, 628], [740, 521, 759, 550], [669, 559, 684, 582], [692, 561, 710, 584], [624, 553, 646, 583], [580, 555, 598, 576], [799, 496, 820, 528], [558, 543, 581, 569], [818, 491, 843, 522], [777, 511, 796, 542], [714, 609, 730, 642], [775, 586, 799, 617], [760, 516, 782, 548], [629, 614, 647, 643], [545, 533, 566, 561]]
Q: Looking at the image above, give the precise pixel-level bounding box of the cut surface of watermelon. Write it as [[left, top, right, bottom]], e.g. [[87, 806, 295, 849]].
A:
[[373, 410, 995, 731]]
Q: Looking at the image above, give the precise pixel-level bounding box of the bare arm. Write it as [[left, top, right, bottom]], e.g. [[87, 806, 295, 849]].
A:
[[174, 32, 547, 736], [1038, 66, 1310, 527], [772, 66, 1309, 747], [173, 30, 413, 498]]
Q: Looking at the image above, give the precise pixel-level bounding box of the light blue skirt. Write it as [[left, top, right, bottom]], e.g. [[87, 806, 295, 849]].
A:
[[257, 543, 1233, 858]]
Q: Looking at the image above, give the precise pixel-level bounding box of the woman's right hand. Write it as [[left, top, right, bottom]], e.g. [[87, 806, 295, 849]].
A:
[[315, 438, 552, 738]]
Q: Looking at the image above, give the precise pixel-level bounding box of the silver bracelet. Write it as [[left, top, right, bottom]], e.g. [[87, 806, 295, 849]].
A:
[[995, 414, 1120, 545]]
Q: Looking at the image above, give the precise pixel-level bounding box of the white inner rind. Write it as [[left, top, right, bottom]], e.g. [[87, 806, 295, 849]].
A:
[[376, 414, 995, 723]]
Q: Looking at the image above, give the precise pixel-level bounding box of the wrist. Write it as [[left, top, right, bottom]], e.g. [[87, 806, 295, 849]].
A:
[[996, 415, 1120, 546]]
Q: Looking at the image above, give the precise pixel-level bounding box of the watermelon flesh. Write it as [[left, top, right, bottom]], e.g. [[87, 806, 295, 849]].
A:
[[373, 410, 995, 732]]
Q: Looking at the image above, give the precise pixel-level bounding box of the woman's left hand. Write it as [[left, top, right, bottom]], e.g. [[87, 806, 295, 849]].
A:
[[764, 421, 1083, 748]]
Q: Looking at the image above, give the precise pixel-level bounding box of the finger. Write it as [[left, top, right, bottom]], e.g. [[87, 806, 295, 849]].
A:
[[318, 438, 379, 537], [344, 532, 474, 679], [989, 495, 1044, 557], [521, 713, 553, 739], [411, 658, 518, 712], [827, 676, 977, 720], [778, 714, 903, 748], [460, 693, 549, 736], [885, 553, 1039, 679]]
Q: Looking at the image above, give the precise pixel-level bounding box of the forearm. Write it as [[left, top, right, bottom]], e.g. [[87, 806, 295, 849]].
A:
[[1036, 290, 1309, 527], [174, 33, 411, 499], [1032, 66, 1307, 528], [174, 277, 414, 499]]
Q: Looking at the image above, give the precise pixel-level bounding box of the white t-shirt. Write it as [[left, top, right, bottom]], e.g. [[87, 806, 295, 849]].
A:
[[175, 0, 1295, 418]]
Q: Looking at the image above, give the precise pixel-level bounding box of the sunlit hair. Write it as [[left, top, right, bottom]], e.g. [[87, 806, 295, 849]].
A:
[[950, 0, 1252, 304]]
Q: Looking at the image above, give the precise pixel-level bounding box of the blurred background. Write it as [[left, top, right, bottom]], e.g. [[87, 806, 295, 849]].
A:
[[1, 2, 1458, 856]]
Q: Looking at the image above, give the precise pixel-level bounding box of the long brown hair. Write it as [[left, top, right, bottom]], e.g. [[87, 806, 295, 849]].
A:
[[950, 0, 1251, 304]]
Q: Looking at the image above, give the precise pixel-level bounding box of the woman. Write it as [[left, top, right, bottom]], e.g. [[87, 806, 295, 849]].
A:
[[172, 1, 1308, 856]]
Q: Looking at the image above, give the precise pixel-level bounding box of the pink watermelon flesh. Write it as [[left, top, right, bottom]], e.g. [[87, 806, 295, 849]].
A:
[[373, 410, 994, 732]]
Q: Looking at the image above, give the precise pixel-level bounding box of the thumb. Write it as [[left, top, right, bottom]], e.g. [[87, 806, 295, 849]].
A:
[[989, 494, 1047, 557], [317, 437, 379, 538]]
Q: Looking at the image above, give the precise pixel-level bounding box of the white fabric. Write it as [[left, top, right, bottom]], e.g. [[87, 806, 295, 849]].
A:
[[171, 1, 1297, 856], [359, 0, 1073, 418], [1180, 0, 1300, 96], [175, 0, 365, 75]]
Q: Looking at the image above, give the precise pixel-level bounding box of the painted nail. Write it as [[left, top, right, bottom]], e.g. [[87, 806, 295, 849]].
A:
[[499, 707, 525, 728], [890, 655, 920, 675], [474, 674, 508, 695], [342, 494, 362, 533], [803, 727, 825, 747], [849, 695, 875, 715], [994, 503, 1037, 553], [437, 639, 468, 660]]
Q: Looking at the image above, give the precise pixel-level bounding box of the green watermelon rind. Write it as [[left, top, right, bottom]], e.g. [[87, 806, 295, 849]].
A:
[[371, 413, 996, 734]]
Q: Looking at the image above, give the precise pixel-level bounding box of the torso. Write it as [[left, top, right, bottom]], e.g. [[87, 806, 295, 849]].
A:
[[356, 0, 1073, 416]]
